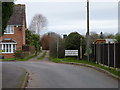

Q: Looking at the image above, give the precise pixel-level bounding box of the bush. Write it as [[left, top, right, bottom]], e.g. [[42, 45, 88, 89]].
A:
[[14, 50, 29, 59], [115, 34, 120, 43]]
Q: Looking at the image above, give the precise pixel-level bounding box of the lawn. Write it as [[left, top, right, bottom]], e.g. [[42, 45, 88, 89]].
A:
[[50, 57, 120, 77]]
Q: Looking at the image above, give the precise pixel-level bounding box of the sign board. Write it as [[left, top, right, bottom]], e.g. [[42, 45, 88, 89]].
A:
[[65, 50, 78, 56]]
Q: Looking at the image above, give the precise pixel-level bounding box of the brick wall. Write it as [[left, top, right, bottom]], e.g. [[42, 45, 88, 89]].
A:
[[1, 53, 15, 58]]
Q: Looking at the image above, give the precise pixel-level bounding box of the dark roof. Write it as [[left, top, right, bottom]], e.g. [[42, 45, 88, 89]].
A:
[[7, 4, 26, 26]]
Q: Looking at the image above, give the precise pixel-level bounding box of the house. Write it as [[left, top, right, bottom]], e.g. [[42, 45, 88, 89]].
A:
[[94, 39, 116, 44], [94, 39, 106, 44], [0, 4, 26, 59]]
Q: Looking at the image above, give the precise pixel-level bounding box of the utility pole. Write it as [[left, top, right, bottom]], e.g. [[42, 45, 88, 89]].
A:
[[80, 38, 82, 59], [87, 0, 90, 61], [57, 36, 59, 59]]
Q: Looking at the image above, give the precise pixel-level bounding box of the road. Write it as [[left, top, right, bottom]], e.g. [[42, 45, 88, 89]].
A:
[[2, 62, 26, 88], [2, 51, 119, 88]]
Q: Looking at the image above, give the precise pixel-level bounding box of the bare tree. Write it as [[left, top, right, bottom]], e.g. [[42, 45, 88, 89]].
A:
[[29, 14, 48, 34], [103, 33, 115, 39]]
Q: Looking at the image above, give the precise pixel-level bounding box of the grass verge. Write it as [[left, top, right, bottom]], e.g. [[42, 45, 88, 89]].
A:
[[50, 57, 120, 77], [1, 51, 41, 61], [17, 54, 38, 61], [0, 58, 15, 61], [37, 51, 47, 60]]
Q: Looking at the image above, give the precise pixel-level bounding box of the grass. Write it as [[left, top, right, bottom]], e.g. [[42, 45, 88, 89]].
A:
[[17, 54, 38, 61], [0, 58, 16, 61], [37, 51, 47, 60], [19, 72, 27, 88], [0, 54, 38, 61], [1, 51, 42, 61], [50, 57, 120, 77]]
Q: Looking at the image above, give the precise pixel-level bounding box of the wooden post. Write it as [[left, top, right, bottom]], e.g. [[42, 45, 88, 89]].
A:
[[80, 38, 82, 59]]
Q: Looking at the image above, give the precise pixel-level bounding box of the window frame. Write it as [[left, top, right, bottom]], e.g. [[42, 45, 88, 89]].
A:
[[4, 25, 14, 34], [0, 43, 16, 53]]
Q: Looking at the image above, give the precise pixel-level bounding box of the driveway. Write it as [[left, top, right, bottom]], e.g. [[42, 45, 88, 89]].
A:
[[2, 51, 119, 88]]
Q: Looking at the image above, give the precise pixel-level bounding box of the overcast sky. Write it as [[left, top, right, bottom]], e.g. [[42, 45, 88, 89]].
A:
[[15, 0, 119, 36]]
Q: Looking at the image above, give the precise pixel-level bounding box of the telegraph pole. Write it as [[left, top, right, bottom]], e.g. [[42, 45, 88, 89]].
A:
[[87, 0, 89, 35], [87, 0, 90, 61], [57, 36, 59, 59]]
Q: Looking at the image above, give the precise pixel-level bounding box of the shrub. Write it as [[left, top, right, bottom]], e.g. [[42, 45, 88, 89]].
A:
[[115, 34, 120, 43], [14, 50, 29, 59]]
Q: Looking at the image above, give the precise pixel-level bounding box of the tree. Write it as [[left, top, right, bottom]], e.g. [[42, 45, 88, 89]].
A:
[[104, 33, 115, 39], [41, 35, 51, 50], [99, 32, 104, 39], [26, 29, 33, 45], [115, 34, 120, 43], [26, 29, 41, 54], [29, 14, 48, 34], [65, 32, 83, 50], [89, 32, 99, 44], [48, 32, 65, 58], [1, 2, 14, 36], [32, 34, 41, 54], [65, 32, 85, 59]]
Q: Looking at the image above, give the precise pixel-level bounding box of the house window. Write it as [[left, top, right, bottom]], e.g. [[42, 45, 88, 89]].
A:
[[4, 25, 14, 34], [0, 44, 16, 53]]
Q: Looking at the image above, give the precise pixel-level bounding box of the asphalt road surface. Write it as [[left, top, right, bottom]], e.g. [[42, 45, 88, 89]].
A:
[[2, 51, 119, 88], [2, 62, 26, 88]]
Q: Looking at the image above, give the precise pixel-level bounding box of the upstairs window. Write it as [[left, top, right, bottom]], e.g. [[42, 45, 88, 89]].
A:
[[4, 25, 14, 34]]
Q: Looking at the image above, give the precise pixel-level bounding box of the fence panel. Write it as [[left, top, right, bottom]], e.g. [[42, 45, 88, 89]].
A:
[[96, 44, 101, 64], [22, 45, 35, 54], [100, 44, 104, 64], [94, 43, 120, 68], [103, 44, 108, 66], [22, 45, 29, 51], [115, 43, 120, 68], [109, 44, 114, 67]]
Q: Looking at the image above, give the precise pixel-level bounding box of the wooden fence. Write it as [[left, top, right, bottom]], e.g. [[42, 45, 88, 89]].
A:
[[93, 43, 120, 68], [22, 45, 35, 54]]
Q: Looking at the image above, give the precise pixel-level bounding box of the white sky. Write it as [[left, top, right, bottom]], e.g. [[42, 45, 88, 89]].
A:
[[15, 0, 119, 36]]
